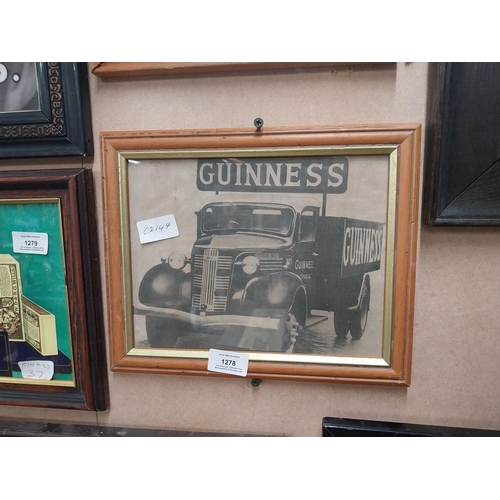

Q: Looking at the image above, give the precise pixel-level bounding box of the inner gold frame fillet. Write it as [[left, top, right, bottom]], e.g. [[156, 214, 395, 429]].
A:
[[116, 146, 397, 368]]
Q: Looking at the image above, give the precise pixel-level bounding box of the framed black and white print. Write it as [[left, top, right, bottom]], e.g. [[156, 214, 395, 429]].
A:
[[101, 124, 420, 386]]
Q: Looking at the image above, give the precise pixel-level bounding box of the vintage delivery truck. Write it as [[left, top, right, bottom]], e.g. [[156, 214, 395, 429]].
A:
[[136, 199, 384, 353]]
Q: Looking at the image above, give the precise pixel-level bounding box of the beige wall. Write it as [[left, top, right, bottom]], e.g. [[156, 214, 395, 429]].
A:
[[1, 62, 499, 436]]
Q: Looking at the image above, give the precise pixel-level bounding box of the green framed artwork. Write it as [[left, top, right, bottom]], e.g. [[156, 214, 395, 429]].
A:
[[0, 168, 108, 410]]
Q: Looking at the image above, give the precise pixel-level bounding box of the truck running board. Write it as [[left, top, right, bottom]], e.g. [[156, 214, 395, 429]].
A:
[[304, 313, 329, 329]]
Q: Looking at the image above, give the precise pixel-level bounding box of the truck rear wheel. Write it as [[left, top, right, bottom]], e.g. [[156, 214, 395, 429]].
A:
[[333, 309, 349, 340], [348, 276, 370, 340], [146, 317, 181, 348]]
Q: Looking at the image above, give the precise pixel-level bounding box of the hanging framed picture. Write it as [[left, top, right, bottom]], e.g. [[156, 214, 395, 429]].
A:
[[89, 62, 387, 78], [0, 168, 108, 410], [0, 62, 93, 159], [423, 62, 500, 225], [101, 124, 420, 386]]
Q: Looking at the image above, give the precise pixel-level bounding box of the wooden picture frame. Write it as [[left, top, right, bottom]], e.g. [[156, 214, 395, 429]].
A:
[[90, 62, 389, 78], [423, 62, 500, 226], [0, 168, 108, 410], [101, 124, 420, 386], [0, 62, 93, 159]]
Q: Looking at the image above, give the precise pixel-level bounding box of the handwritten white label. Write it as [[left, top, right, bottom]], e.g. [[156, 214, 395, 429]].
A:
[[207, 349, 249, 377], [18, 360, 54, 380], [12, 232, 49, 255], [137, 214, 179, 244]]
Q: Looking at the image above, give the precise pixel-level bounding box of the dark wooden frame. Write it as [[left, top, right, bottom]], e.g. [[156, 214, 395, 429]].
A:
[[423, 62, 500, 226], [101, 124, 420, 386], [0, 63, 93, 159], [0, 418, 271, 436], [0, 168, 108, 410]]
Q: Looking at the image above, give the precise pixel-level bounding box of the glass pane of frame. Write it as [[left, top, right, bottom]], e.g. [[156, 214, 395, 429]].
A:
[[0, 62, 40, 113], [126, 153, 391, 365], [0, 199, 74, 386]]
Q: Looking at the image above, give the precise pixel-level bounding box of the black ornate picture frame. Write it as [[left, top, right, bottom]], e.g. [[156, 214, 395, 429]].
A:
[[0, 63, 93, 159], [423, 62, 500, 226]]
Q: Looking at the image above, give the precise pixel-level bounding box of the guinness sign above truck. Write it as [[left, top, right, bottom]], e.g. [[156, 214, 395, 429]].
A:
[[197, 156, 349, 193]]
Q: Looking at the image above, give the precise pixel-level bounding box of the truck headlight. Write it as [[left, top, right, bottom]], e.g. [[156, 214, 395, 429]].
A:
[[242, 255, 259, 275], [168, 253, 187, 270]]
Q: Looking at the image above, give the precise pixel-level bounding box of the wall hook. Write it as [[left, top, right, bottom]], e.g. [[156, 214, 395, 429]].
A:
[[254, 118, 264, 132]]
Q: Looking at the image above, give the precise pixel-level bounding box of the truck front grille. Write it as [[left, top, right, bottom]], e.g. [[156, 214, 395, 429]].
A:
[[192, 249, 233, 312], [258, 257, 284, 271]]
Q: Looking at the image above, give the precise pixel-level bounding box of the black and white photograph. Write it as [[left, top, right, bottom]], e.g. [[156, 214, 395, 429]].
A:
[[0, 62, 39, 113], [128, 154, 389, 360]]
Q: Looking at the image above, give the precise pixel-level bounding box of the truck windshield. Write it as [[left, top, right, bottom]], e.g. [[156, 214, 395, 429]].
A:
[[201, 204, 294, 236]]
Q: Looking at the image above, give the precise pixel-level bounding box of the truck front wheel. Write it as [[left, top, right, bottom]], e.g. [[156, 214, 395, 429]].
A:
[[269, 293, 305, 353], [146, 317, 181, 348]]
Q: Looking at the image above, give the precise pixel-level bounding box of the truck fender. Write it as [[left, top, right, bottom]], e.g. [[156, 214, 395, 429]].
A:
[[349, 274, 370, 311], [241, 272, 306, 314], [138, 262, 191, 310], [330, 273, 365, 310]]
